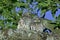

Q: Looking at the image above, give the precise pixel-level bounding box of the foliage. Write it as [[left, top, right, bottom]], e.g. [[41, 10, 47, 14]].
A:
[[0, 0, 60, 29]]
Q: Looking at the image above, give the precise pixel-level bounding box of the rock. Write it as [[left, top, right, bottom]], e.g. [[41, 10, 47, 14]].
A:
[[46, 35, 54, 40], [8, 29, 13, 36]]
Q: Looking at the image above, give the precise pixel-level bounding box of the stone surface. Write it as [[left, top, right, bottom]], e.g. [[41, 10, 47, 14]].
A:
[[46, 35, 54, 40]]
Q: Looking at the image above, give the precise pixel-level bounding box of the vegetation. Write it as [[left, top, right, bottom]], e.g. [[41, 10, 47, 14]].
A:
[[0, 0, 60, 29]]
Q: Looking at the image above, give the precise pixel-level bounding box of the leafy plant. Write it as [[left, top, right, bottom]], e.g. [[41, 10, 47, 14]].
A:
[[0, 0, 60, 30]]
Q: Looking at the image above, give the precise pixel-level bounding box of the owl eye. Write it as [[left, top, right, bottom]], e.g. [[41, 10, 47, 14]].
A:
[[43, 28, 52, 34]]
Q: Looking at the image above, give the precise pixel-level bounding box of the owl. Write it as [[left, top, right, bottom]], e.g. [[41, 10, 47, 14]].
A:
[[17, 13, 32, 30], [30, 16, 45, 32]]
